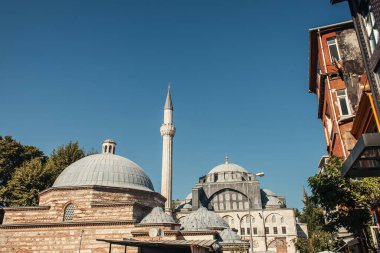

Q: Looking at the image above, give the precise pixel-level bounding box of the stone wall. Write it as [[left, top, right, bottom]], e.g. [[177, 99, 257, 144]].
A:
[[0, 223, 137, 253], [3, 187, 165, 225]]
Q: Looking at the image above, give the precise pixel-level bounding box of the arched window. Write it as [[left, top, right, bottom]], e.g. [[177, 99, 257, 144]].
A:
[[104, 146, 107, 153], [63, 203, 75, 221], [240, 215, 255, 236], [223, 215, 234, 226], [272, 215, 276, 223], [108, 145, 112, 153]]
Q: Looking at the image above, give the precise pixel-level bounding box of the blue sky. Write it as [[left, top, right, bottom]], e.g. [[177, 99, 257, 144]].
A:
[[0, 0, 351, 209]]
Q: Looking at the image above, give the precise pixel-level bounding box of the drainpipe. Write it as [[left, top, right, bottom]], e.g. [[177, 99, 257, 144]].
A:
[[318, 29, 348, 159]]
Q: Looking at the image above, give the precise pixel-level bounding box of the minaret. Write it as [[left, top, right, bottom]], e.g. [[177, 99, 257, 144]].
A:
[[160, 84, 176, 213]]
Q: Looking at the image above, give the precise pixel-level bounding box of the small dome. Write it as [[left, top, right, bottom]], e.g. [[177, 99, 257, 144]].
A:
[[266, 196, 283, 207], [53, 153, 154, 192], [185, 193, 192, 200], [176, 202, 192, 210], [219, 228, 243, 243], [140, 207, 175, 224], [180, 207, 229, 231], [262, 188, 277, 196]]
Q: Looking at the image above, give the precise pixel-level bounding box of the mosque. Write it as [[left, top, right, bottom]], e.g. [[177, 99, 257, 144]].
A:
[[0, 88, 305, 253]]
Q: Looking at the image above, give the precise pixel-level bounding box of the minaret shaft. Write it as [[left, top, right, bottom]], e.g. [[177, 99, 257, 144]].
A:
[[160, 86, 175, 214]]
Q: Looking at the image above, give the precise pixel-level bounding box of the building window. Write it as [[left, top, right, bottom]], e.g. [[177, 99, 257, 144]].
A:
[[327, 37, 341, 62], [274, 227, 278, 234], [241, 228, 245, 235], [272, 215, 276, 223], [63, 203, 75, 221], [336, 89, 351, 116], [282, 226, 287, 234], [265, 227, 269, 234], [253, 227, 258, 234], [247, 228, 251, 235], [365, 4, 379, 53]]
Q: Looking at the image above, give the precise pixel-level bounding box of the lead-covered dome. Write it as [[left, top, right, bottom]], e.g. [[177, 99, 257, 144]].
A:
[[180, 207, 229, 231], [53, 152, 154, 192], [208, 156, 248, 174]]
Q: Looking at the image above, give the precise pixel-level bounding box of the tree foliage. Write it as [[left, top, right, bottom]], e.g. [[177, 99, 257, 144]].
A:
[[308, 156, 380, 234], [294, 189, 340, 253], [0, 158, 51, 207], [44, 141, 85, 187], [0, 138, 86, 207], [0, 135, 45, 187]]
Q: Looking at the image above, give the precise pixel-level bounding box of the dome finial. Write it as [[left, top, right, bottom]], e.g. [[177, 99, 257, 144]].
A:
[[224, 155, 229, 164], [102, 139, 116, 154]]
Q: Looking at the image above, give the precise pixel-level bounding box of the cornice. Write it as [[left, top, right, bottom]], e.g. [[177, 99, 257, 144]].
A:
[[0, 220, 136, 229], [3, 206, 50, 211]]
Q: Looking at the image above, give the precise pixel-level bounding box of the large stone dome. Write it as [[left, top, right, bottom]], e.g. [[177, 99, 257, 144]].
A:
[[208, 157, 248, 174], [53, 153, 154, 192]]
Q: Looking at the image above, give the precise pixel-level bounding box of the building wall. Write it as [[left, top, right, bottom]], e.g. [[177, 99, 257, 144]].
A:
[[3, 187, 164, 225], [0, 187, 165, 253], [175, 208, 297, 253], [0, 224, 135, 253], [312, 25, 365, 158]]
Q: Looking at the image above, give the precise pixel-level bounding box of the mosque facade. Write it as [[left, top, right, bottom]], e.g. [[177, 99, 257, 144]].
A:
[[174, 158, 301, 253], [0, 88, 304, 253]]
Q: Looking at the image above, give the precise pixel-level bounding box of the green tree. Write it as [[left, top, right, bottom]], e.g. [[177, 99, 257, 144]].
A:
[[0, 135, 45, 187], [0, 158, 50, 207], [0, 140, 85, 207], [44, 141, 85, 187], [308, 156, 380, 251], [294, 189, 339, 253]]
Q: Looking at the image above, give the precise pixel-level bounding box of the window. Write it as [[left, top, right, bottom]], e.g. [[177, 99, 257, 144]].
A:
[[241, 228, 245, 235], [272, 215, 276, 223], [63, 204, 75, 221], [241, 215, 254, 235], [223, 215, 234, 226], [336, 89, 351, 116], [253, 227, 258, 235], [265, 227, 269, 234], [273, 227, 278, 234], [327, 37, 341, 62], [282, 226, 287, 234], [365, 4, 379, 53]]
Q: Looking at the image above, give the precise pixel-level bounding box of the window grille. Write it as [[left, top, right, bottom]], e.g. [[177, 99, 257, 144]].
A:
[[63, 204, 75, 221]]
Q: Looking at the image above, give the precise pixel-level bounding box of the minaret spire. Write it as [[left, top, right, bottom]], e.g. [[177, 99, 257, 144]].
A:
[[164, 81, 173, 110], [160, 83, 176, 214]]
